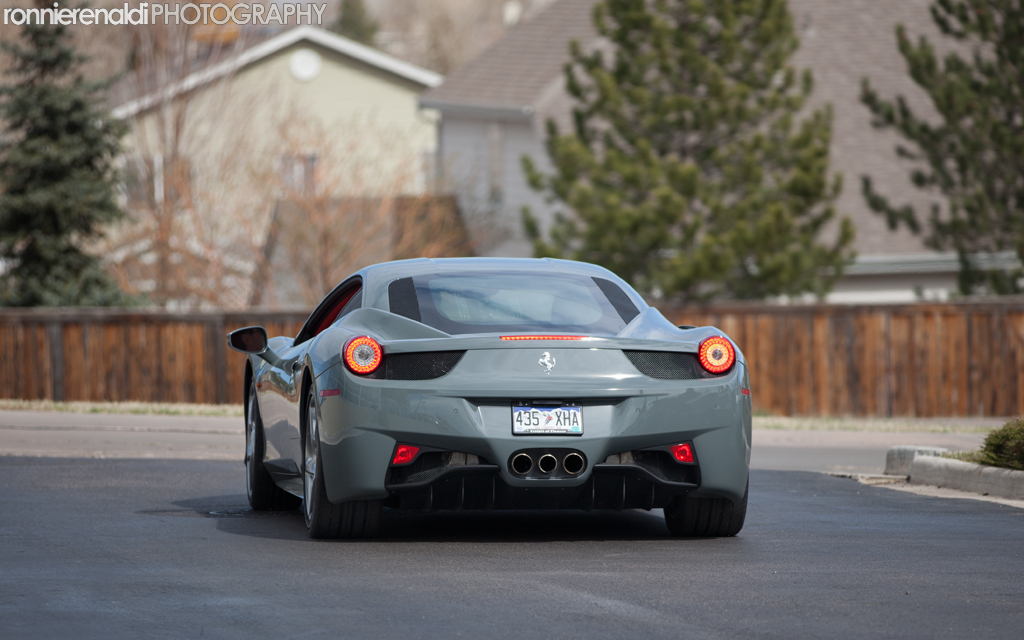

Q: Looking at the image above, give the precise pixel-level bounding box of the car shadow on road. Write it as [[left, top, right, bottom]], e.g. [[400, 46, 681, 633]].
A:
[[170, 495, 699, 543]]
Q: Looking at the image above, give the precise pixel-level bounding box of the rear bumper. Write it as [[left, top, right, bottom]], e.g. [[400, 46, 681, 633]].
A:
[[314, 357, 752, 507]]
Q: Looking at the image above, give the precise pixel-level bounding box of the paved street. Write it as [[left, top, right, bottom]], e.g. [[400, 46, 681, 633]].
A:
[[1, 457, 1021, 639], [0, 411, 1021, 639]]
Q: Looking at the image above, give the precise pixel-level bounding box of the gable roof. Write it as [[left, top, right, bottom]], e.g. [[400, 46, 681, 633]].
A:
[[419, 0, 597, 114], [113, 26, 443, 120]]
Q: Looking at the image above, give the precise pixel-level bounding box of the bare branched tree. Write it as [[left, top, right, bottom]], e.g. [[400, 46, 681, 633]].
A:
[[377, 0, 513, 74], [103, 20, 271, 308], [251, 113, 474, 307]]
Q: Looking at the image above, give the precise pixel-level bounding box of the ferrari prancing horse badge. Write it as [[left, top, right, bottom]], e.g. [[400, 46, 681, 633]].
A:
[[539, 351, 556, 375]]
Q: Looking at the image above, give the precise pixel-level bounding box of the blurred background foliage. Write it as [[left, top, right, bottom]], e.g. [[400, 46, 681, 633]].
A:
[[523, 0, 855, 302], [861, 0, 1024, 296]]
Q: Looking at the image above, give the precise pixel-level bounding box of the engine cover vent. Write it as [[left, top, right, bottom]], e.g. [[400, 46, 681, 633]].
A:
[[622, 351, 723, 380], [384, 351, 466, 381]]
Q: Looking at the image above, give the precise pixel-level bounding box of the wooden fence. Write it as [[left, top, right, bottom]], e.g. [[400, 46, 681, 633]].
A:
[[0, 302, 1022, 416], [667, 301, 1024, 418], [0, 308, 308, 406]]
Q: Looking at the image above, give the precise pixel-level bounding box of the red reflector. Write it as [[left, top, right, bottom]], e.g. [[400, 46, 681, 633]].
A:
[[500, 335, 585, 341], [319, 389, 341, 397], [741, 388, 751, 396], [670, 443, 694, 463], [392, 444, 420, 466]]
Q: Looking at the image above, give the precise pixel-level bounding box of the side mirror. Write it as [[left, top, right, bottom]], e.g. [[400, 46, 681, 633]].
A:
[[227, 326, 268, 354]]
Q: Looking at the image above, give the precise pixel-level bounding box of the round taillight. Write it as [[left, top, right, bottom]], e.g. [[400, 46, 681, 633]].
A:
[[344, 336, 383, 375], [698, 336, 735, 374]]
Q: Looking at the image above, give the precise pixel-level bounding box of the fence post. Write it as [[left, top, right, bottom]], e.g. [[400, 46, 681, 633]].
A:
[[213, 316, 227, 405], [47, 321, 63, 402]]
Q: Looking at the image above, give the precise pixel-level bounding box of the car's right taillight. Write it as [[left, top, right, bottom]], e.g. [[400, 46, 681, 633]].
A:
[[698, 336, 735, 374], [344, 336, 383, 375]]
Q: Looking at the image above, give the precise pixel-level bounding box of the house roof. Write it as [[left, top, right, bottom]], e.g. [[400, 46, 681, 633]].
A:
[[419, 0, 597, 114], [113, 26, 443, 120]]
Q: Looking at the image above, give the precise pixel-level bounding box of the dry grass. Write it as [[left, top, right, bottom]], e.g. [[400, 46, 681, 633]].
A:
[[942, 450, 986, 464], [753, 416, 1002, 434], [0, 399, 243, 417]]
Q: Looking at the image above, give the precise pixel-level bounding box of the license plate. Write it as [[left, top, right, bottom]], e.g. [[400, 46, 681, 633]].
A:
[[512, 404, 583, 435]]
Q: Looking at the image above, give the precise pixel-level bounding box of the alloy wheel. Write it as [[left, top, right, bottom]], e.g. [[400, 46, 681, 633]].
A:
[[245, 387, 257, 499], [303, 394, 319, 521]]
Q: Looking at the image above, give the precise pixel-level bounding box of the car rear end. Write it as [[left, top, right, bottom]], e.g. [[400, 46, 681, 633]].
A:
[[312, 261, 751, 512]]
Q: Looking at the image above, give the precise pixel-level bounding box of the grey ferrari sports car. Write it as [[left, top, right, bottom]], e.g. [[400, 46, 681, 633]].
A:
[[228, 258, 751, 538]]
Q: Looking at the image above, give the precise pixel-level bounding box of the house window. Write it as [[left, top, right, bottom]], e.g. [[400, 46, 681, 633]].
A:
[[123, 153, 191, 210], [280, 153, 318, 194]]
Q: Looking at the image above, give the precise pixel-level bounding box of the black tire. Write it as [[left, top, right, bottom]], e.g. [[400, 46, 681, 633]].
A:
[[664, 477, 748, 537], [245, 380, 301, 511], [302, 389, 381, 539]]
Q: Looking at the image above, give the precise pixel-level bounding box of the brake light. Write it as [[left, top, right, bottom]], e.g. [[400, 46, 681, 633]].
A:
[[500, 335, 585, 341], [698, 336, 735, 374], [670, 443, 694, 463], [392, 444, 420, 465], [344, 336, 383, 375]]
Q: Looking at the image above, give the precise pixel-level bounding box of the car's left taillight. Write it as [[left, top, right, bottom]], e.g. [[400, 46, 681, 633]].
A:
[[344, 336, 383, 375]]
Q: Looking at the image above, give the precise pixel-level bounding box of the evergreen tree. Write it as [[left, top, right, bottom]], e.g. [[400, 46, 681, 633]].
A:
[[523, 0, 854, 301], [331, 0, 379, 47], [861, 0, 1024, 295], [0, 4, 132, 306]]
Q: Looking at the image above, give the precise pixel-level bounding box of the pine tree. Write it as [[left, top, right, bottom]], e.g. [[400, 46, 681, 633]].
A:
[[0, 4, 132, 306], [861, 0, 1023, 295], [523, 0, 854, 302], [331, 0, 379, 47]]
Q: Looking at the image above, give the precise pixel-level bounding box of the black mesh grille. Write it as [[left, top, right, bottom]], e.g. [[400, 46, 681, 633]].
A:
[[623, 351, 721, 380], [385, 351, 465, 380]]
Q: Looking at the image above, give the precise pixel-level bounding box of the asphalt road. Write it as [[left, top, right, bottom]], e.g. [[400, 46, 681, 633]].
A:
[[1, 457, 1022, 639]]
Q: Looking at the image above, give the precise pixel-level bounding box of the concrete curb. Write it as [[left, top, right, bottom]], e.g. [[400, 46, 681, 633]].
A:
[[884, 445, 948, 476], [908, 455, 1024, 501]]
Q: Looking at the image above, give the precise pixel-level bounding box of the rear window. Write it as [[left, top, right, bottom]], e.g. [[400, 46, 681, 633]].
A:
[[388, 272, 639, 336]]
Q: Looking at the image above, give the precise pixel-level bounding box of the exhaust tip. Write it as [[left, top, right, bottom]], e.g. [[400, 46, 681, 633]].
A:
[[510, 453, 533, 475], [563, 452, 585, 475], [537, 454, 558, 474]]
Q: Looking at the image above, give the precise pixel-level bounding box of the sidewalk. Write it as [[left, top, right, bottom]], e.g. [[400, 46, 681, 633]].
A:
[[0, 410, 242, 460], [750, 429, 986, 473], [0, 409, 1000, 468]]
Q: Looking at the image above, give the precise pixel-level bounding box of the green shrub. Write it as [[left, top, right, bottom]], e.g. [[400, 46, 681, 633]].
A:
[[979, 417, 1024, 471]]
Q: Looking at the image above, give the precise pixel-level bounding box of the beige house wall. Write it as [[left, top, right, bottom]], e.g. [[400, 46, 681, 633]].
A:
[[123, 40, 438, 201], [110, 33, 440, 308]]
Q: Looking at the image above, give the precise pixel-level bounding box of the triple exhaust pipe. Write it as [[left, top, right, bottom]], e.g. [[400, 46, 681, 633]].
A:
[[510, 451, 586, 476]]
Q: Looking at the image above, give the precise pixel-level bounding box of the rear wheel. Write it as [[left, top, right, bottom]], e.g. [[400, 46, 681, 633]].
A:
[[245, 381, 300, 511], [664, 478, 748, 537], [302, 389, 381, 539]]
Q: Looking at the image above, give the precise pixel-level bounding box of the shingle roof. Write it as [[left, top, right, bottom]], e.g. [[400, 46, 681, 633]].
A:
[[419, 0, 597, 112]]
